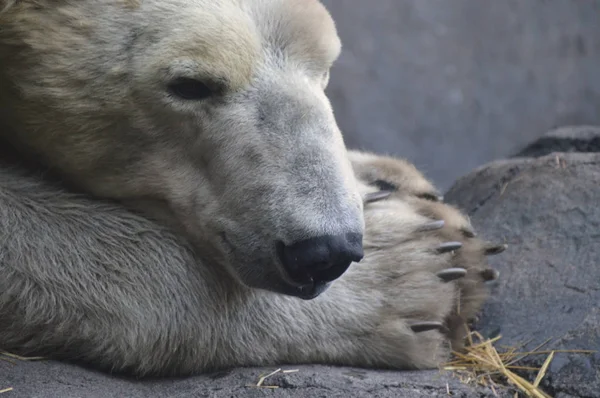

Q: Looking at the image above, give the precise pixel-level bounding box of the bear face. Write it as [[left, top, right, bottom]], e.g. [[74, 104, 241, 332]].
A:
[[0, 0, 364, 298]]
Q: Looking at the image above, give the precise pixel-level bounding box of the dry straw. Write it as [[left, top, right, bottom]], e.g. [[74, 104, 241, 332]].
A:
[[443, 330, 595, 398], [1, 351, 46, 394], [248, 368, 300, 389]]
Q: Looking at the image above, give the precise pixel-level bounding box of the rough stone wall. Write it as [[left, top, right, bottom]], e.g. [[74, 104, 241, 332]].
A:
[[322, 0, 600, 189]]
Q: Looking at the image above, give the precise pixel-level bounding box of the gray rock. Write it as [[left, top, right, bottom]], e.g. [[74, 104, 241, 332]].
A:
[[514, 125, 600, 158], [446, 151, 600, 398], [1, 361, 505, 397], [322, 0, 600, 190]]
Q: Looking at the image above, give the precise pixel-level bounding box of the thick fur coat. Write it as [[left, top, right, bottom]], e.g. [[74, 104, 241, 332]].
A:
[[0, 0, 503, 376]]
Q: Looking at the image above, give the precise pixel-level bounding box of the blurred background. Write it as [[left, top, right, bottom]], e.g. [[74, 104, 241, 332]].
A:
[[321, 0, 600, 190]]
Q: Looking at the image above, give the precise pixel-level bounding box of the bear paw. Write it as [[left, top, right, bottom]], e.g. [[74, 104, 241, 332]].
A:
[[340, 151, 506, 367]]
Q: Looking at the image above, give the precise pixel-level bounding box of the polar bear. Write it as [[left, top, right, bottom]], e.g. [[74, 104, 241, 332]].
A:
[[0, 0, 503, 376]]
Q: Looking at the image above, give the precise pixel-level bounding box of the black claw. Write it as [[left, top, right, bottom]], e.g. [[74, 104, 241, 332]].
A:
[[410, 321, 447, 334], [437, 267, 467, 282], [416, 220, 445, 232], [417, 192, 442, 202], [461, 227, 476, 238], [373, 179, 397, 192], [480, 269, 500, 282], [364, 190, 392, 204], [484, 243, 508, 256], [436, 241, 462, 254]]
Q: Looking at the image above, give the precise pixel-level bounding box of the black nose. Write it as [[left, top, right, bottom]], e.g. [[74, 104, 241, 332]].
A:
[[277, 233, 364, 285]]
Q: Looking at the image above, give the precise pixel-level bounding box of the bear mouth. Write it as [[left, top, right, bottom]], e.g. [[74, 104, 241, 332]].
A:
[[281, 279, 331, 300], [278, 259, 351, 300], [284, 260, 352, 285]]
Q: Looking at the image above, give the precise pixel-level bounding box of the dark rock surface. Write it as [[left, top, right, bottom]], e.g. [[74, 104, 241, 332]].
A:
[[514, 125, 600, 158], [323, 0, 600, 190], [1, 361, 507, 398], [446, 146, 600, 397]]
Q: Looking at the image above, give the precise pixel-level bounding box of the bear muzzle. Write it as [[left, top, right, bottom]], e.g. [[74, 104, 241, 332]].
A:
[[276, 232, 364, 299]]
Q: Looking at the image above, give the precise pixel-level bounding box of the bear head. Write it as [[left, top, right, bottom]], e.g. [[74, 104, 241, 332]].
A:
[[0, 0, 364, 299]]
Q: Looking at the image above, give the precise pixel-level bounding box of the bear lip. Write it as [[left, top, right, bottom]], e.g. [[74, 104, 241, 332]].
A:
[[290, 280, 331, 300]]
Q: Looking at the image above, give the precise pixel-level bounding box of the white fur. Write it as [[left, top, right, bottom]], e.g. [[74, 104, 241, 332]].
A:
[[0, 0, 493, 376]]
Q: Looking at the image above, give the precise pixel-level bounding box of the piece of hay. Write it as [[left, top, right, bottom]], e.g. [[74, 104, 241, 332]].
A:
[[444, 330, 595, 398], [248, 368, 300, 389], [1, 352, 44, 361], [532, 351, 554, 389], [255, 368, 281, 389], [282, 369, 299, 374], [0, 351, 45, 395]]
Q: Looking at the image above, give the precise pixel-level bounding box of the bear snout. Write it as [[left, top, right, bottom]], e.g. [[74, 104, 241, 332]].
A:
[[276, 232, 364, 289]]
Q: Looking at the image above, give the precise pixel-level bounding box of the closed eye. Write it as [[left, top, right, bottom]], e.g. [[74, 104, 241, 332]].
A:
[[167, 77, 214, 100]]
